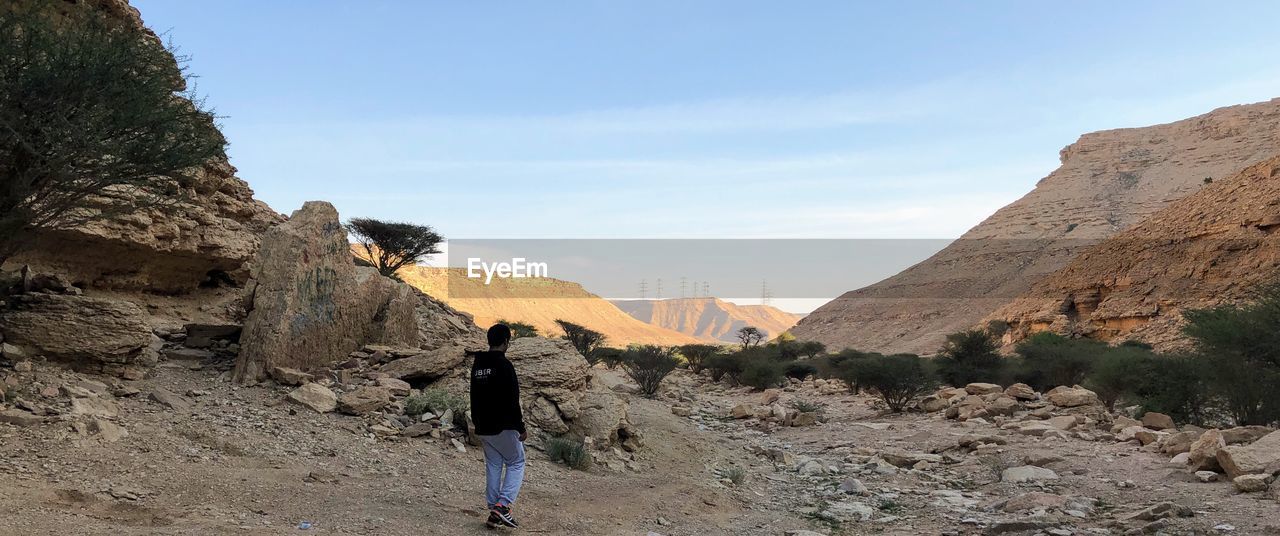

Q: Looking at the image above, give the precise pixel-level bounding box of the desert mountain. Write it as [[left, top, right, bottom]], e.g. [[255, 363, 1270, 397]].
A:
[[990, 155, 1280, 349], [790, 98, 1280, 355], [611, 297, 803, 344], [398, 267, 702, 346]]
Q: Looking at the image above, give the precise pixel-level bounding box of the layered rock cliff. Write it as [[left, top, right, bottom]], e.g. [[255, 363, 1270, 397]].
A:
[[990, 156, 1280, 349], [790, 98, 1280, 354], [611, 297, 803, 344]]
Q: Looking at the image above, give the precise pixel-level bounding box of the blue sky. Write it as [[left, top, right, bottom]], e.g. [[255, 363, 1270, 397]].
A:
[[134, 1, 1280, 240]]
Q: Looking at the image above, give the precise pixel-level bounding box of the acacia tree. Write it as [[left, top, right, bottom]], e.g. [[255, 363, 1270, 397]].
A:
[[736, 326, 764, 349], [346, 218, 443, 278], [677, 344, 719, 373], [0, 7, 227, 265], [497, 319, 538, 338]]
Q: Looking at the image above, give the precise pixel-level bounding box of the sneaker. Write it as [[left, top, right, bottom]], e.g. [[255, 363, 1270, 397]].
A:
[[485, 511, 500, 529], [491, 503, 519, 528]]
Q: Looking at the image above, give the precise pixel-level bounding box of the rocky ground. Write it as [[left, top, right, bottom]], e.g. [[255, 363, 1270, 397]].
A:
[[3, 353, 1279, 536]]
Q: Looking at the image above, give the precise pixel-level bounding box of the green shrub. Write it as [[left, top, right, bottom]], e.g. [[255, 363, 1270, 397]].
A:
[[546, 437, 591, 470], [936, 329, 1006, 386], [783, 361, 818, 380], [590, 347, 625, 369], [789, 399, 826, 414], [404, 388, 468, 427], [842, 354, 936, 412], [0, 7, 227, 264], [1131, 353, 1213, 425], [1184, 284, 1280, 425], [621, 345, 680, 398], [498, 319, 538, 338], [557, 320, 605, 361], [1013, 333, 1103, 391], [797, 341, 827, 359], [716, 466, 747, 485], [740, 358, 785, 391], [705, 353, 742, 382], [1084, 344, 1153, 410], [678, 344, 720, 373]]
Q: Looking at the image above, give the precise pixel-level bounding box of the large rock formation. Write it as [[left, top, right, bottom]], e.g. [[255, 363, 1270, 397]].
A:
[[792, 98, 1280, 354], [0, 0, 282, 293], [611, 297, 804, 343], [0, 293, 156, 377], [233, 202, 481, 382], [991, 156, 1280, 347]]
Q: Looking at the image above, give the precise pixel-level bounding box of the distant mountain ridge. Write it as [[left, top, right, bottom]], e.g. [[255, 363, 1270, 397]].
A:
[[611, 297, 804, 344], [397, 267, 702, 346]]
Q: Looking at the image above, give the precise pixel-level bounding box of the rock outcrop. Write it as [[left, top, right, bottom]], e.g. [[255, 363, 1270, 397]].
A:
[[991, 156, 1280, 348], [232, 202, 481, 383], [791, 99, 1280, 354], [0, 293, 156, 377]]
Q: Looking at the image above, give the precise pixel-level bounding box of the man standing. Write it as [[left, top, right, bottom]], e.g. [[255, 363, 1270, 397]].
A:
[[470, 324, 527, 529]]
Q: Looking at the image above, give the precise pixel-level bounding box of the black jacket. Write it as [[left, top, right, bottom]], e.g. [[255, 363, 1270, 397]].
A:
[[469, 350, 525, 436]]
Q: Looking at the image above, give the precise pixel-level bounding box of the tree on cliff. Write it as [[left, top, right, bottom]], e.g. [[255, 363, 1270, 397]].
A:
[[346, 218, 443, 278], [0, 7, 226, 266]]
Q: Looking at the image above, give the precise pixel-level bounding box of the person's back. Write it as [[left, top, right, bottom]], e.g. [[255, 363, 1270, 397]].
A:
[[469, 324, 526, 529]]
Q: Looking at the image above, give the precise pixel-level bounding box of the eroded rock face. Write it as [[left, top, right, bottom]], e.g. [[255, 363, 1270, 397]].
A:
[[792, 98, 1280, 354], [0, 294, 155, 377], [232, 202, 420, 382]]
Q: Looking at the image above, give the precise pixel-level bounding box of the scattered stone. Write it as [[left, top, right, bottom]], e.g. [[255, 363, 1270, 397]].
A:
[[148, 388, 191, 411], [1002, 491, 1066, 512], [1121, 502, 1193, 522], [71, 397, 120, 418], [791, 412, 817, 427], [379, 347, 469, 383], [1045, 386, 1100, 408], [269, 367, 313, 386], [375, 377, 411, 396], [0, 408, 43, 427], [1188, 429, 1226, 471], [838, 477, 868, 495], [730, 404, 752, 419], [965, 383, 1003, 395], [1002, 465, 1059, 483], [13, 360, 33, 373], [670, 405, 692, 417], [1222, 426, 1273, 445], [760, 388, 781, 405], [303, 469, 338, 484], [87, 418, 127, 442], [338, 386, 393, 416], [287, 383, 338, 413], [1004, 383, 1037, 400], [917, 395, 948, 412], [451, 438, 466, 453], [1195, 470, 1219, 482]]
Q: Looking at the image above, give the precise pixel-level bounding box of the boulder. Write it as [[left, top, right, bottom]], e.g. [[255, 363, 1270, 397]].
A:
[[1046, 415, 1079, 431], [527, 396, 570, 435], [917, 395, 948, 412], [760, 389, 781, 405], [1233, 474, 1271, 493], [1187, 429, 1226, 471], [1004, 383, 1038, 400], [71, 397, 120, 418], [1110, 415, 1141, 433], [792, 412, 817, 427], [571, 390, 638, 450], [1002, 492, 1067, 512], [148, 388, 190, 411], [0, 294, 154, 375], [0, 409, 43, 427], [287, 383, 338, 413], [87, 418, 127, 442], [1045, 386, 1100, 408], [1140, 412, 1176, 431], [379, 346, 468, 382], [1222, 426, 1274, 445], [375, 377, 411, 396], [337, 386, 393, 415], [1160, 430, 1201, 455], [987, 396, 1019, 416], [964, 383, 1003, 395], [730, 404, 752, 419], [233, 202, 456, 382], [1216, 430, 1280, 479]]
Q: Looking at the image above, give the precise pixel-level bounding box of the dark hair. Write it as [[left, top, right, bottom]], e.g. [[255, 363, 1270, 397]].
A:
[[488, 324, 512, 348]]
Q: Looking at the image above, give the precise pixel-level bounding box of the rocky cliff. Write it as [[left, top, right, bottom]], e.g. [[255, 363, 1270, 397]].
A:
[[1, 0, 282, 293], [611, 297, 803, 344], [790, 98, 1280, 354], [990, 156, 1280, 349]]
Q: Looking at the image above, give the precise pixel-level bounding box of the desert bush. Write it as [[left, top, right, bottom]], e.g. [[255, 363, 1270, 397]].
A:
[[498, 320, 538, 338], [1084, 344, 1152, 410], [716, 466, 747, 485], [0, 7, 227, 265], [546, 437, 591, 470], [739, 358, 785, 391], [936, 329, 1006, 386], [1184, 283, 1280, 425], [556, 320, 606, 361], [705, 353, 743, 382], [621, 345, 680, 398], [842, 353, 936, 412], [796, 340, 827, 359], [678, 344, 720, 373], [590, 347, 625, 369], [1013, 333, 1103, 391], [347, 218, 444, 278], [1131, 353, 1213, 425], [783, 361, 819, 380], [404, 388, 468, 427], [789, 399, 826, 414]]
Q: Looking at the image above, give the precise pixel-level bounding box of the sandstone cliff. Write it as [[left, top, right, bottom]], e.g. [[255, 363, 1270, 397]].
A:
[[790, 98, 1280, 355], [611, 297, 803, 344], [1, 0, 282, 293], [990, 156, 1280, 349], [399, 267, 702, 346]]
